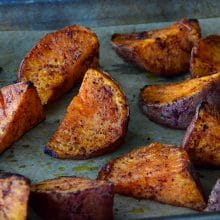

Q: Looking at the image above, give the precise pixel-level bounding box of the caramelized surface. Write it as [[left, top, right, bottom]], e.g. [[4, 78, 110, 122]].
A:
[[0, 82, 45, 154], [46, 68, 129, 159], [0, 173, 30, 220], [18, 25, 99, 105], [98, 143, 206, 211], [191, 35, 220, 78], [111, 19, 201, 76], [140, 73, 220, 104], [182, 102, 220, 166]]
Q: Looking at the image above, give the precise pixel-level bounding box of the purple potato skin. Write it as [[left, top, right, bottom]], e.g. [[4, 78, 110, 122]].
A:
[[139, 75, 220, 129], [31, 182, 114, 220], [205, 179, 220, 212]]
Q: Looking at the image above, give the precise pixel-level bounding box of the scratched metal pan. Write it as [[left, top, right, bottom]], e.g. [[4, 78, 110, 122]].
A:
[[0, 18, 219, 219]]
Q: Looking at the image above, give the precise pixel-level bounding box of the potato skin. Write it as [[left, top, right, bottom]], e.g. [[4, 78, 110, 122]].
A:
[[18, 25, 99, 105], [45, 68, 129, 159], [0, 82, 45, 154], [111, 19, 201, 77], [182, 102, 220, 167], [205, 179, 220, 212], [191, 35, 220, 78], [30, 176, 114, 220], [139, 73, 220, 129], [0, 172, 30, 220], [98, 142, 206, 211]]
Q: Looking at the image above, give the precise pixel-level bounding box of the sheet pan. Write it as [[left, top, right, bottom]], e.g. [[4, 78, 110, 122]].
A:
[[0, 17, 219, 219]]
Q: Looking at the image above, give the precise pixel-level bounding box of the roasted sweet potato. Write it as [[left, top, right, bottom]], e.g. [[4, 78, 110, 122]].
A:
[[45, 68, 129, 159], [18, 25, 99, 105], [0, 82, 45, 154], [111, 19, 200, 77], [30, 176, 114, 220], [140, 72, 220, 129], [182, 102, 220, 167], [98, 142, 206, 211], [205, 179, 220, 212], [0, 172, 30, 220], [191, 35, 220, 78]]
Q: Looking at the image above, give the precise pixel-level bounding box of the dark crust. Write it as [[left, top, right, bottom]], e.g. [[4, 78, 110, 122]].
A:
[[17, 25, 99, 105], [45, 69, 130, 159], [25, 81, 34, 88], [111, 19, 201, 77], [0, 171, 31, 185], [30, 177, 114, 220], [17, 24, 99, 81]]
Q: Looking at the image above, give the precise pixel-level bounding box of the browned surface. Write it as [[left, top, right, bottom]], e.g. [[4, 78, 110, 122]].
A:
[[0, 82, 45, 154], [111, 19, 201, 76], [191, 35, 220, 78], [31, 176, 114, 220], [18, 25, 99, 105], [46, 68, 129, 159], [0, 172, 30, 220], [182, 102, 220, 167], [139, 72, 220, 129], [98, 142, 206, 211]]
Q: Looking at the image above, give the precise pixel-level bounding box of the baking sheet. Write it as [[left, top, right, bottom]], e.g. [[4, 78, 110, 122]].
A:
[[0, 17, 219, 219]]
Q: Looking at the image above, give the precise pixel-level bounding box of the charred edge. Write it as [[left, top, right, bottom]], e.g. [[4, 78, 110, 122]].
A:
[[135, 31, 148, 40], [197, 101, 208, 112], [25, 81, 34, 88], [140, 84, 152, 93], [97, 163, 113, 180], [188, 18, 199, 24], [44, 146, 59, 159], [203, 35, 220, 43], [111, 34, 121, 42], [0, 172, 31, 185]]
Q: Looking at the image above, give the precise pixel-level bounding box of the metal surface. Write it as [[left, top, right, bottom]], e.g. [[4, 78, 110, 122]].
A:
[[0, 0, 220, 30], [0, 17, 219, 219]]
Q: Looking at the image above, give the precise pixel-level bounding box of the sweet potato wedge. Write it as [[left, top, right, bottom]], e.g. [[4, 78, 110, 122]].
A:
[[205, 179, 220, 212], [45, 68, 129, 159], [18, 25, 99, 105], [0, 172, 30, 220], [140, 72, 220, 129], [0, 82, 45, 154], [30, 176, 114, 220], [191, 35, 220, 78], [111, 19, 200, 77], [182, 102, 220, 167], [98, 142, 206, 211]]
